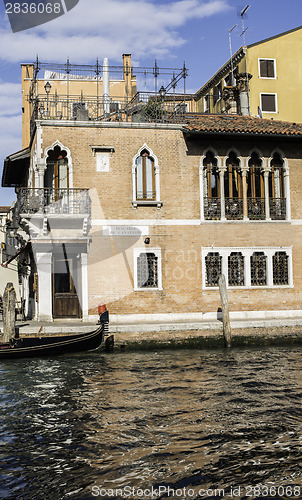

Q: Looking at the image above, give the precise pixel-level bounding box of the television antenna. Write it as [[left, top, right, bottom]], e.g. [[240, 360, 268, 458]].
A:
[[240, 5, 249, 45], [228, 24, 237, 85]]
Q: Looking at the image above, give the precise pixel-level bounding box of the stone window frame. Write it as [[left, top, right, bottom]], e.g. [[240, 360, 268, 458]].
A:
[[258, 58, 277, 79], [132, 144, 162, 209], [201, 247, 293, 290], [133, 247, 163, 291], [260, 92, 278, 113]]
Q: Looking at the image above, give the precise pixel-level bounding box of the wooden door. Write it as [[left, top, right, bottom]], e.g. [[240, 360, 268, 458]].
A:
[[53, 255, 81, 319]]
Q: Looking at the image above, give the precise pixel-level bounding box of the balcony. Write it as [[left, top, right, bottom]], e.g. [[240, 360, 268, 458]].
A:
[[225, 198, 243, 220], [247, 198, 266, 220], [270, 198, 286, 220], [204, 197, 221, 220], [16, 188, 90, 216]]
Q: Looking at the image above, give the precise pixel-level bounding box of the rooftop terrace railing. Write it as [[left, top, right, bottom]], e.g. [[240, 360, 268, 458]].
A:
[[29, 91, 197, 135]]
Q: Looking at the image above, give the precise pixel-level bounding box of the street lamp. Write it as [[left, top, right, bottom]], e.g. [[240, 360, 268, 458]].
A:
[[159, 85, 166, 119], [44, 81, 51, 117]]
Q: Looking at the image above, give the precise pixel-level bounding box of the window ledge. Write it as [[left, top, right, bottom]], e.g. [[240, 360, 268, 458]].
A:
[[134, 287, 163, 292], [132, 200, 163, 209], [203, 285, 293, 290]]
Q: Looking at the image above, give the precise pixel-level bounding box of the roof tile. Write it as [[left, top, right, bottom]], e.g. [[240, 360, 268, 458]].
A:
[[183, 115, 302, 136]]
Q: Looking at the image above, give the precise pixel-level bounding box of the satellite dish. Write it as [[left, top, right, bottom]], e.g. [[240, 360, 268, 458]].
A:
[[258, 106, 263, 118]]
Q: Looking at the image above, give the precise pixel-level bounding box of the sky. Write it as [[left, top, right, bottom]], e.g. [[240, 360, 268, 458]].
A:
[[0, 0, 301, 205]]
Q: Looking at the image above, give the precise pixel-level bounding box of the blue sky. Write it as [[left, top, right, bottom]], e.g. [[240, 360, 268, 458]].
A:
[[0, 0, 301, 205]]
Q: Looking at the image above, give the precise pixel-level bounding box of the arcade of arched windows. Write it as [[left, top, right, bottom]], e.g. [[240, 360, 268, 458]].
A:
[[202, 150, 289, 221]]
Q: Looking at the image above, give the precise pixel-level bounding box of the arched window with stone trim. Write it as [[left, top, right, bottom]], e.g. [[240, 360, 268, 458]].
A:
[[44, 145, 70, 212], [247, 152, 265, 220], [203, 150, 221, 220], [224, 151, 243, 220], [135, 149, 155, 201], [132, 145, 162, 208], [269, 152, 286, 220]]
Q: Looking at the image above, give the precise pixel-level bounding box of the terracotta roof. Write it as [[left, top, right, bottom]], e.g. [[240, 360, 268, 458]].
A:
[[183, 115, 302, 136], [0, 206, 10, 213]]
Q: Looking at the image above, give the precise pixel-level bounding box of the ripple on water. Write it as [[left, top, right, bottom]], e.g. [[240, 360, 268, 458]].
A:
[[0, 346, 301, 499]]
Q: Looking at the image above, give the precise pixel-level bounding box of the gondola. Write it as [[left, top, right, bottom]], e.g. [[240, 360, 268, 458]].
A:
[[0, 310, 108, 360]]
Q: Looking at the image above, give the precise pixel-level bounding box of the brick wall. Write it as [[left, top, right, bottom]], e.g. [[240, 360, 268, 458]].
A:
[[40, 123, 302, 316]]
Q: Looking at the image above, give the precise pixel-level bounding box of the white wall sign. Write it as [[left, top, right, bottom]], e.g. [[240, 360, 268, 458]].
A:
[[96, 152, 110, 172], [103, 225, 149, 236]]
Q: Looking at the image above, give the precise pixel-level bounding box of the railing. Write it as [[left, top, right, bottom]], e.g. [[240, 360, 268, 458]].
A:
[[270, 198, 286, 220], [17, 188, 90, 215], [29, 91, 196, 135], [247, 198, 266, 220], [204, 197, 221, 220], [225, 198, 243, 220], [136, 190, 156, 200]]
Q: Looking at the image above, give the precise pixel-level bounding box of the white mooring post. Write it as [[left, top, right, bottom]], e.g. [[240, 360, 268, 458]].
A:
[[2, 282, 16, 344], [218, 274, 232, 348]]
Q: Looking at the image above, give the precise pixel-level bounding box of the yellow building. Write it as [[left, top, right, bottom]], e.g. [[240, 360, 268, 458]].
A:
[[195, 26, 302, 122]]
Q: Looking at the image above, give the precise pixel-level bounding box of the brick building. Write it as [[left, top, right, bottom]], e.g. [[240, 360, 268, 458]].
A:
[[2, 59, 302, 324]]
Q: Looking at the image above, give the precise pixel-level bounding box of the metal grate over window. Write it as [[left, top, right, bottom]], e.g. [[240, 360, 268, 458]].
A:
[[137, 252, 158, 288], [251, 252, 267, 286], [205, 252, 222, 287], [273, 251, 288, 285], [228, 252, 244, 286]]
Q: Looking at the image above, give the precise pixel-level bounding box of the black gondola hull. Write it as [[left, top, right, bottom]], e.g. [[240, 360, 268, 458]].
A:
[[0, 326, 104, 360]]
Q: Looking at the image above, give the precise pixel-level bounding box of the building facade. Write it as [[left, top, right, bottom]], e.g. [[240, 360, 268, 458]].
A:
[[2, 58, 302, 324], [194, 26, 302, 122], [0, 206, 21, 302]]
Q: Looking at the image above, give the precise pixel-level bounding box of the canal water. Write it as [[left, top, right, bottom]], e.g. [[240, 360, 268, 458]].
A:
[[0, 346, 301, 500]]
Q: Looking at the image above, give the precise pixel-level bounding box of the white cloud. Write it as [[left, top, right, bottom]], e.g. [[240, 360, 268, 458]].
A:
[[0, 0, 230, 63], [0, 82, 21, 116]]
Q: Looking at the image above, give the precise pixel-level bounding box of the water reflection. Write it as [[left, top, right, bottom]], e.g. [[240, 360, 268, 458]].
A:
[[0, 347, 301, 499]]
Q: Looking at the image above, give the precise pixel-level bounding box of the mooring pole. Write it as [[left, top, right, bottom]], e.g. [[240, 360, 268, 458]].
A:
[[218, 274, 232, 348], [2, 282, 16, 344]]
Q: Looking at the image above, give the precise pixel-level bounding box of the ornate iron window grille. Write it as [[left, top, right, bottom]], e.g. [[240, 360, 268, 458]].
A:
[[273, 251, 288, 285], [250, 252, 267, 286], [137, 253, 158, 288], [205, 252, 222, 286], [228, 252, 245, 286]]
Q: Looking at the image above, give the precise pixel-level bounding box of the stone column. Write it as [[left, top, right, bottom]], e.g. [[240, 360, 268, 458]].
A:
[[2, 282, 16, 343], [241, 166, 248, 220], [36, 162, 46, 189], [81, 253, 89, 321], [219, 167, 226, 220], [199, 165, 204, 221], [263, 167, 271, 220], [284, 168, 291, 220], [36, 252, 53, 322]]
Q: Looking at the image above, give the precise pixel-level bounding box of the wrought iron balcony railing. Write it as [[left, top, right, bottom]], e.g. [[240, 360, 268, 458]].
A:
[[269, 198, 286, 220], [17, 188, 91, 215], [225, 197, 243, 220], [204, 197, 221, 220], [247, 198, 266, 220]]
